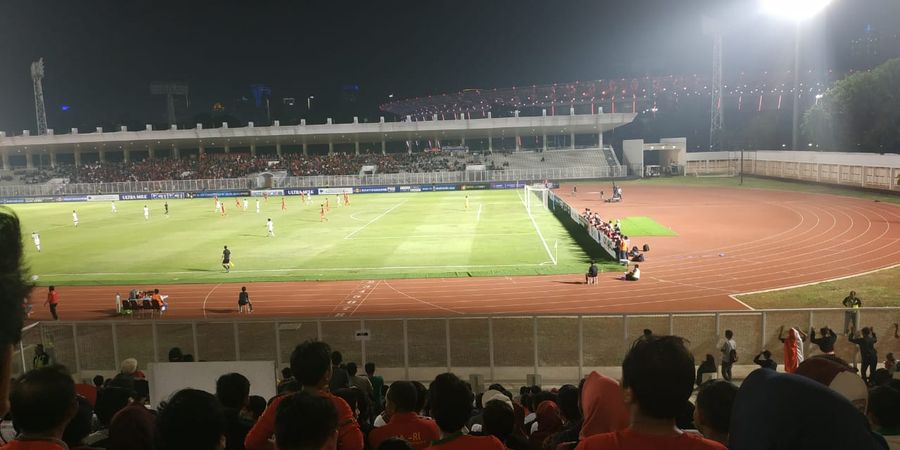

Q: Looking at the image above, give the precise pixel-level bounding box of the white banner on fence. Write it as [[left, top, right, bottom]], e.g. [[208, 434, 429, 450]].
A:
[[318, 187, 354, 195], [251, 189, 285, 197], [86, 194, 120, 202]]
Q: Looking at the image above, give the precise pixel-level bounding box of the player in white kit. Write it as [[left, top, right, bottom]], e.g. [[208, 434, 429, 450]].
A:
[[31, 232, 41, 252], [243, 198, 249, 211], [266, 218, 275, 237], [143, 205, 150, 220], [111, 201, 118, 213], [72, 210, 79, 227], [215, 200, 221, 212], [256, 199, 261, 213]]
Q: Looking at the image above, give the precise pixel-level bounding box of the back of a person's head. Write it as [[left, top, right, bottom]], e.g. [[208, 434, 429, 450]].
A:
[[281, 367, 293, 379], [411, 381, 428, 413], [428, 373, 473, 433], [290, 340, 332, 387], [346, 362, 358, 376], [216, 372, 250, 409], [247, 395, 267, 420], [157, 389, 226, 450], [331, 351, 343, 366], [387, 381, 417, 413], [725, 330, 733, 339], [862, 327, 871, 336], [10, 365, 76, 434], [63, 395, 94, 447], [365, 362, 376, 375], [120, 358, 139, 375], [0, 208, 30, 348], [695, 380, 738, 435], [482, 399, 515, 439], [95, 386, 133, 426], [134, 379, 150, 403], [167, 347, 183, 362], [557, 384, 581, 423], [276, 391, 338, 450], [377, 437, 414, 450], [93, 375, 105, 387], [621, 335, 695, 419], [868, 384, 900, 430]]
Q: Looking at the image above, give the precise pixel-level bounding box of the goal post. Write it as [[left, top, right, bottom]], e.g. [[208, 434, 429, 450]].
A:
[[523, 184, 549, 215]]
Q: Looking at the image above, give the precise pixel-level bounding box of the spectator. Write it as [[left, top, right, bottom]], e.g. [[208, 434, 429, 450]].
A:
[[719, 330, 737, 382], [729, 368, 883, 450], [797, 355, 869, 413], [167, 347, 183, 362], [107, 389, 156, 450], [885, 352, 898, 376], [32, 344, 50, 369], [246, 396, 267, 422], [638, 329, 653, 342], [753, 350, 777, 370], [92, 375, 104, 388], [424, 373, 504, 450], [529, 401, 563, 450], [157, 389, 226, 450], [850, 327, 878, 385], [575, 336, 725, 450], [119, 358, 146, 379], [277, 367, 296, 394], [216, 373, 254, 450], [369, 381, 439, 450], [481, 399, 528, 450], [411, 382, 428, 415], [577, 372, 628, 440], [330, 351, 351, 391], [867, 383, 900, 447], [378, 438, 415, 450], [333, 387, 371, 430], [810, 327, 838, 354], [84, 386, 132, 447], [274, 392, 339, 450], [842, 291, 862, 334], [623, 264, 640, 281], [548, 384, 581, 447], [62, 396, 95, 450], [696, 354, 717, 386], [346, 362, 374, 404], [585, 261, 599, 285], [365, 362, 385, 409], [779, 326, 807, 374], [871, 369, 893, 387], [1, 208, 33, 417], [693, 381, 738, 447], [6, 366, 77, 450], [244, 341, 363, 450]]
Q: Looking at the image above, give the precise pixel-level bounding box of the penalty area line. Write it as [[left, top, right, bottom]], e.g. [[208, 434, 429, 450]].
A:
[[344, 200, 408, 239]]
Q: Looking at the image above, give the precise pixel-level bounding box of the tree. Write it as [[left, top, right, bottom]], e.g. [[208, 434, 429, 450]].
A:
[[803, 58, 900, 152]]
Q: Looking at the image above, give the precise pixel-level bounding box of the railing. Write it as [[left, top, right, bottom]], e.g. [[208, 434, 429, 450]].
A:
[[15, 308, 896, 382], [0, 166, 626, 197]]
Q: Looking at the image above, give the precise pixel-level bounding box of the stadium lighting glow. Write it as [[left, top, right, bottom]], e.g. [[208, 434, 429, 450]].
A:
[[760, 0, 833, 21]]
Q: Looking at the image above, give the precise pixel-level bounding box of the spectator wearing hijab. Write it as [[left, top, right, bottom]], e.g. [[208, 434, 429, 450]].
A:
[[693, 381, 738, 447], [696, 355, 717, 387], [578, 372, 629, 441], [107, 394, 156, 450], [575, 337, 725, 450], [528, 401, 562, 450], [728, 368, 884, 450]]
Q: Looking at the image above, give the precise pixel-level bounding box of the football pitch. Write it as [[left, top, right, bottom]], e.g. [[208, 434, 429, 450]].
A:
[[10, 190, 615, 286]]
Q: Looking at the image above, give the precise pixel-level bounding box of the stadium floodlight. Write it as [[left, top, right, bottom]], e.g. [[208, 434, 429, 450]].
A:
[[760, 0, 833, 21]]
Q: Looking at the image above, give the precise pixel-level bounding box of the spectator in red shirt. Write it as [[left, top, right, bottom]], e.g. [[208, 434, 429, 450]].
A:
[[369, 381, 440, 450], [244, 341, 363, 450], [424, 373, 504, 450], [275, 391, 339, 450], [575, 336, 726, 450], [578, 372, 629, 440], [0, 209, 31, 418], [3, 366, 78, 450]]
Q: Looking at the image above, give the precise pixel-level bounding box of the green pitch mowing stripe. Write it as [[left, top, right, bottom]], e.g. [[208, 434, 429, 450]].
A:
[[9, 190, 621, 285], [619, 216, 678, 237]]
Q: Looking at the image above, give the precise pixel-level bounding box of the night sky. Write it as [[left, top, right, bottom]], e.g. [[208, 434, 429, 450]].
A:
[[0, 0, 896, 131]]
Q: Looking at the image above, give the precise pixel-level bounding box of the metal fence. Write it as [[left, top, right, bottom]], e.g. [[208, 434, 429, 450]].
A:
[[0, 166, 625, 197], [15, 308, 898, 382]]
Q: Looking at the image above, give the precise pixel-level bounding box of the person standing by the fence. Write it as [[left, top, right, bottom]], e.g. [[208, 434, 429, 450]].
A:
[[720, 330, 737, 381], [842, 291, 862, 335], [44, 285, 59, 320]]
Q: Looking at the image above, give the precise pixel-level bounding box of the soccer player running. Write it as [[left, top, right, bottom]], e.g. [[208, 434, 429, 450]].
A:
[[215, 199, 221, 213], [325, 197, 330, 212], [164, 202, 169, 217], [221, 202, 227, 217], [465, 194, 469, 210], [281, 197, 287, 212], [243, 198, 249, 211], [343, 192, 350, 206], [222, 246, 232, 273], [320, 204, 328, 222], [31, 232, 41, 252], [72, 210, 79, 227], [143, 205, 150, 220], [256, 199, 261, 213], [111, 201, 118, 213], [266, 218, 275, 237]]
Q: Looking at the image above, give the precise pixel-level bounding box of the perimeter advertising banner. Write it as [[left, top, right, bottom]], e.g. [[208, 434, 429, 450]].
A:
[[150, 192, 187, 200], [318, 187, 354, 195], [86, 194, 120, 202], [191, 190, 250, 198], [119, 193, 151, 201], [284, 189, 316, 196], [251, 189, 285, 197]]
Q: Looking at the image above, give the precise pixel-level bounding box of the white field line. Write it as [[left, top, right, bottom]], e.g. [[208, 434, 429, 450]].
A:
[[202, 283, 223, 319], [516, 189, 557, 265], [344, 200, 408, 239], [39, 263, 547, 277], [476, 203, 483, 222]]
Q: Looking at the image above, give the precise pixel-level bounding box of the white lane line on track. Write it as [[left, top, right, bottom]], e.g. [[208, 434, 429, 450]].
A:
[[202, 283, 223, 319], [344, 200, 408, 239], [382, 280, 463, 315]]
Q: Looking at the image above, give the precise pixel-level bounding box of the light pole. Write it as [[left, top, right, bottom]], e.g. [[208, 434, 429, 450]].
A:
[[760, 0, 834, 150]]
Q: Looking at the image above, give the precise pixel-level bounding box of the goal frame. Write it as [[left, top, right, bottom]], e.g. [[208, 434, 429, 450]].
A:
[[524, 184, 550, 214]]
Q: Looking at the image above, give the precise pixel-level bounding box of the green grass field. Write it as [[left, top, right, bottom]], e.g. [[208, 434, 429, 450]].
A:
[[618, 216, 678, 237], [9, 190, 619, 285]]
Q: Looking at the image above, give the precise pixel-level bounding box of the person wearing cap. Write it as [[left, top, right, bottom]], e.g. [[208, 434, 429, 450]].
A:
[[369, 381, 439, 450]]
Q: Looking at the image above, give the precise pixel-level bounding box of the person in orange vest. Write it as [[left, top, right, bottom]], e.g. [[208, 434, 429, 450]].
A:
[[44, 286, 60, 320]]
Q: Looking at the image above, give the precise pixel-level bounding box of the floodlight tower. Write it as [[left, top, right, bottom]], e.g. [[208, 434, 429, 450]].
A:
[[760, 0, 834, 150], [31, 58, 48, 135], [702, 17, 724, 152], [150, 82, 190, 127]]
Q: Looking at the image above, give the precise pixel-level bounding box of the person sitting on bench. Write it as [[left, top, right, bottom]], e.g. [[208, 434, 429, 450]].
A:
[[585, 261, 599, 285], [625, 264, 641, 281]]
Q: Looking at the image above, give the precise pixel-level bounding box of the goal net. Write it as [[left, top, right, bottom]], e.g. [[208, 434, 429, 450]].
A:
[[524, 185, 549, 215]]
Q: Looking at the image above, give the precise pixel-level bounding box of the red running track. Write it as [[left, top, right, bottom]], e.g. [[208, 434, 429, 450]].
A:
[[26, 184, 900, 321]]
